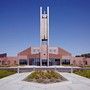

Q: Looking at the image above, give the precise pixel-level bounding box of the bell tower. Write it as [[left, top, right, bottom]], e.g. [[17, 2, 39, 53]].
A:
[[40, 7, 49, 66]]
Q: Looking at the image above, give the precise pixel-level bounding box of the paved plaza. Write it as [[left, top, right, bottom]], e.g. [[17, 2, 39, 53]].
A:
[[0, 71, 90, 90]]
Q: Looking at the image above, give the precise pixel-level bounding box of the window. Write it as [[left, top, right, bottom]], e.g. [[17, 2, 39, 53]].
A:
[[38, 49, 39, 52], [33, 49, 36, 52], [49, 49, 52, 52], [54, 49, 56, 52]]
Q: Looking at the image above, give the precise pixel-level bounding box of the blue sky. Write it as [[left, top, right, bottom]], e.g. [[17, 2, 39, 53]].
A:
[[0, 0, 90, 56]]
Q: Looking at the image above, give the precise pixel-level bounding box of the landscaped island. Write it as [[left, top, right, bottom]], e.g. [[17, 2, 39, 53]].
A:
[[0, 70, 16, 79], [24, 70, 67, 84]]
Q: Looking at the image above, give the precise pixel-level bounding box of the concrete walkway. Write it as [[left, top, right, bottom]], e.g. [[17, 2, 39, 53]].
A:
[[0, 72, 90, 90]]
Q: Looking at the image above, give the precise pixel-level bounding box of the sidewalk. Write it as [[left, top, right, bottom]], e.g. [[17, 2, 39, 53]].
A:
[[0, 72, 90, 90]]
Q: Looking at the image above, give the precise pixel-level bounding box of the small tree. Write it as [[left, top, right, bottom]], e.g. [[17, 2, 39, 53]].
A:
[[73, 60, 76, 66], [78, 60, 83, 67], [83, 58, 87, 67]]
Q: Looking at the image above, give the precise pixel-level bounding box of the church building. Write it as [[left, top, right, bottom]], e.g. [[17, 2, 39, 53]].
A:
[[18, 7, 71, 66]]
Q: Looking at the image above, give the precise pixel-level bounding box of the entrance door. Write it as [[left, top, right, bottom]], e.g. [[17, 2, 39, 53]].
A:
[[42, 59, 47, 66], [55, 59, 60, 65], [19, 59, 27, 65]]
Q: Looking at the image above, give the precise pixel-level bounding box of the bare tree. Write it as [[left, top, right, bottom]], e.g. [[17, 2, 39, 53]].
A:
[[73, 60, 76, 66]]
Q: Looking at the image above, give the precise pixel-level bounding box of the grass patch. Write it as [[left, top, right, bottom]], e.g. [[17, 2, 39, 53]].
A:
[[0, 70, 16, 79], [74, 70, 90, 78], [24, 70, 67, 84], [83, 66, 90, 68]]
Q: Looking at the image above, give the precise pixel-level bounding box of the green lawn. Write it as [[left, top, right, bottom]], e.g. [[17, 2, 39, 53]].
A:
[[84, 66, 90, 68], [74, 70, 90, 78], [0, 70, 16, 79]]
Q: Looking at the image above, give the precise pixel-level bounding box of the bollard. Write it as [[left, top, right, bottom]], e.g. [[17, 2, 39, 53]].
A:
[[71, 66, 73, 73], [17, 66, 20, 73]]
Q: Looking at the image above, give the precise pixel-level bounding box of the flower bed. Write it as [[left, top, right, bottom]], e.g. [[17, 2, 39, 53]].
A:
[[24, 70, 67, 84]]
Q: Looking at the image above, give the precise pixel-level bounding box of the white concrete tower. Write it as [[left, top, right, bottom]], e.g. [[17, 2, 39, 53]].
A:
[[40, 7, 49, 66]]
